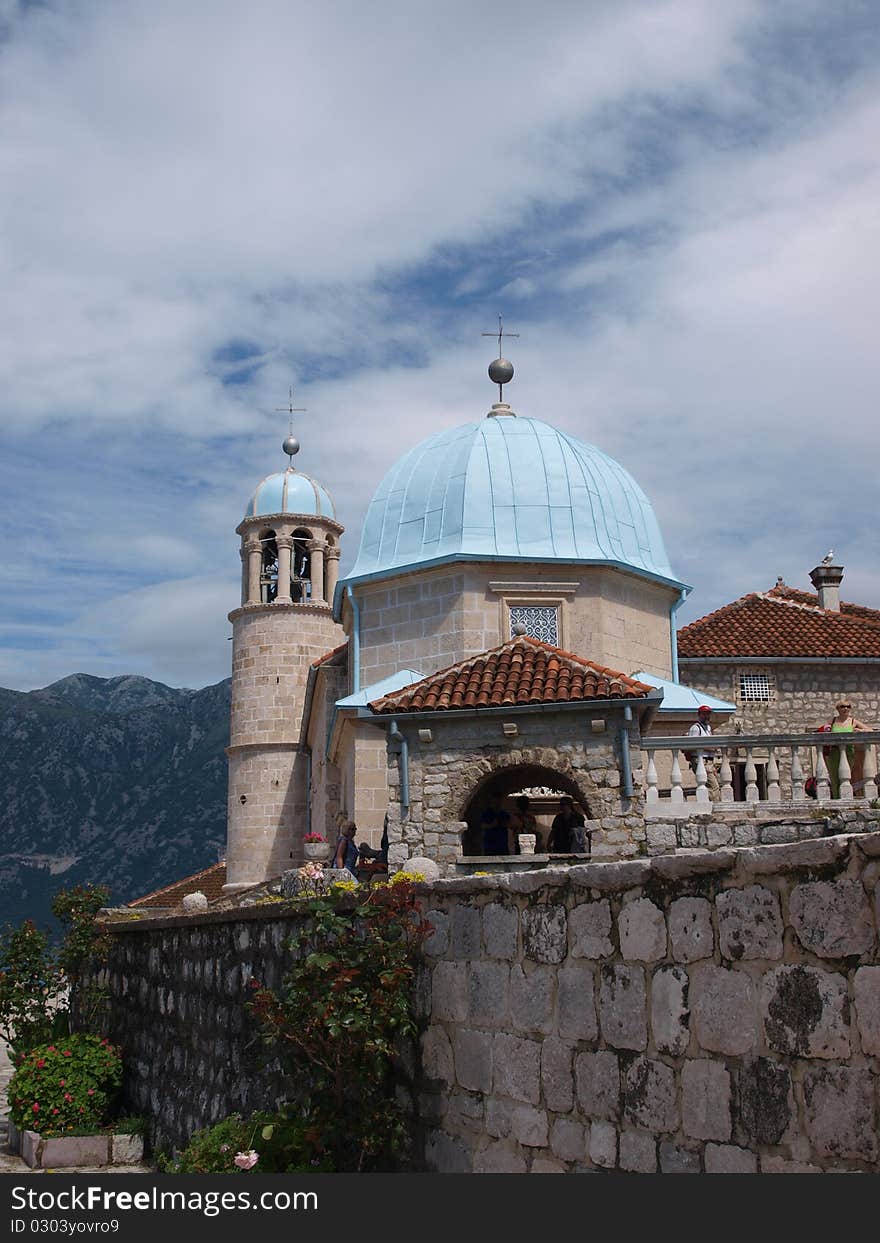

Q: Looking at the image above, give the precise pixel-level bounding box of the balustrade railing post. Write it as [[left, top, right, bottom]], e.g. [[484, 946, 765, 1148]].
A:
[[670, 749, 685, 807], [646, 749, 659, 806], [694, 754, 710, 804], [767, 747, 780, 802], [719, 747, 734, 802], [863, 743, 878, 801], [790, 745, 805, 800], [745, 747, 759, 802], [838, 743, 853, 800], [815, 747, 831, 800]]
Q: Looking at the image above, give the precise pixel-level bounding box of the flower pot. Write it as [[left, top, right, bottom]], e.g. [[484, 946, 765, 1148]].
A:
[[302, 841, 332, 863], [518, 834, 536, 855]]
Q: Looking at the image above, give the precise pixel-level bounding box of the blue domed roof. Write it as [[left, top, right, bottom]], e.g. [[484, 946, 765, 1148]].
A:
[[344, 414, 680, 588], [244, 468, 336, 520]]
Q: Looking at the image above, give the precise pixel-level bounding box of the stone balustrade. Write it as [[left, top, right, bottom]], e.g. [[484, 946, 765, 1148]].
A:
[[643, 731, 880, 817]]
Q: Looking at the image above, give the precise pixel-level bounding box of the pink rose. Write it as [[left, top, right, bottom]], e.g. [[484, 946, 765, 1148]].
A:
[[32, 1103, 39, 1113], [87, 1089, 95, 1096], [233, 1150, 259, 1170]]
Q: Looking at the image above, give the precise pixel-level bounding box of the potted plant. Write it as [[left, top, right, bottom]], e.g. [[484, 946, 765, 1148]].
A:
[[302, 833, 332, 863]]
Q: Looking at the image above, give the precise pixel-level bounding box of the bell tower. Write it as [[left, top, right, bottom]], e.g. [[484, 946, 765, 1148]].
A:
[[224, 424, 344, 891]]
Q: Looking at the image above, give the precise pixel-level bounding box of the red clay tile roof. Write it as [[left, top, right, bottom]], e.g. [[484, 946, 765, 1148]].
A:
[[678, 584, 880, 659], [129, 860, 227, 908], [311, 641, 348, 669], [369, 636, 653, 714]]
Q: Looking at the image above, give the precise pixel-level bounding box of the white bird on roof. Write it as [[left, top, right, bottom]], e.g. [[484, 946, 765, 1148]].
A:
[[821, 550, 834, 565]]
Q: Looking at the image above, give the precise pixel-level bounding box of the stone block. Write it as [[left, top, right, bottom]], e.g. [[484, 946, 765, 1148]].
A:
[[541, 1036, 574, 1113], [512, 1104, 549, 1147], [589, 1120, 617, 1168], [421, 1026, 455, 1084], [510, 964, 555, 1034], [432, 961, 468, 1022], [668, 897, 714, 963], [854, 966, 880, 1055], [467, 960, 510, 1027], [550, 1117, 585, 1163], [716, 885, 783, 962], [599, 964, 647, 1051], [568, 860, 651, 892], [485, 1095, 515, 1138], [619, 1129, 656, 1173], [761, 965, 850, 1059], [736, 1057, 792, 1146], [760, 1155, 822, 1174], [704, 1144, 758, 1174], [569, 899, 614, 959], [574, 1049, 620, 1120], [557, 965, 598, 1041], [651, 966, 689, 1056], [423, 909, 449, 957], [522, 904, 568, 964], [450, 903, 482, 958], [40, 1134, 110, 1168], [444, 1089, 485, 1138], [789, 879, 875, 959], [651, 849, 735, 880], [622, 1057, 678, 1134], [691, 965, 756, 1056], [474, 1140, 528, 1173], [530, 1156, 566, 1173], [453, 1028, 493, 1093], [482, 903, 518, 959], [617, 897, 667, 962], [659, 1142, 701, 1174], [802, 1065, 878, 1161], [493, 1034, 541, 1105], [681, 1059, 731, 1142]]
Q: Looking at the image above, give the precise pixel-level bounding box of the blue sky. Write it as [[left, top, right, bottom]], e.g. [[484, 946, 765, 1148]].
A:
[[1, 0, 879, 690]]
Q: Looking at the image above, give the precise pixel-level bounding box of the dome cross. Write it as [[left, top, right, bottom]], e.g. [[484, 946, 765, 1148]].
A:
[[482, 314, 519, 401], [275, 386, 307, 464]]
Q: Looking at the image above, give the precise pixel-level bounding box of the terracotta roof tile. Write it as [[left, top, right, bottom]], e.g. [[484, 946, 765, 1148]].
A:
[[369, 636, 653, 714], [129, 860, 227, 908], [679, 584, 880, 659], [311, 641, 348, 669]]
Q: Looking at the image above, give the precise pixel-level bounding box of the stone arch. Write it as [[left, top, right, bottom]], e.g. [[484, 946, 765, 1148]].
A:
[[258, 528, 278, 602], [457, 751, 593, 855]]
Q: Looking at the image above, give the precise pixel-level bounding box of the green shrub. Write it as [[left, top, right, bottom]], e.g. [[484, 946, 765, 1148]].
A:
[[0, 921, 65, 1057], [8, 1033, 122, 1136], [159, 1111, 329, 1174]]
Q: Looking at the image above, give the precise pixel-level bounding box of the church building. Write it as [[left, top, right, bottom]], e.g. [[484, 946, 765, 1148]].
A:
[[223, 343, 705, 889]]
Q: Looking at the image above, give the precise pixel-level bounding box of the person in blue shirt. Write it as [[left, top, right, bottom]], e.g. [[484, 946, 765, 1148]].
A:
[[333, 820, 360, 876]]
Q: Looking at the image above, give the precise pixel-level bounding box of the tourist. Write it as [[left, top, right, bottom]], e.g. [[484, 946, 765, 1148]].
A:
[[547, 796, 585, 852], [480, 796, 512, 855], [510, 795, 539, 852], [816, 702, 872, 797], [686, 706, 721, 801], [333, 820, 360, 877]]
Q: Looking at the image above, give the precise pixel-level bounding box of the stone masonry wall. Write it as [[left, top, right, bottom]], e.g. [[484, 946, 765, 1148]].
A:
[[99, 831, 880, 1171], [415, 831, 880, 1173]]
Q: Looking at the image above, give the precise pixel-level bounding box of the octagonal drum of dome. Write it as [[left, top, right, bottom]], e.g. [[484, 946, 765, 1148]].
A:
[[343, 415, 682, 590]]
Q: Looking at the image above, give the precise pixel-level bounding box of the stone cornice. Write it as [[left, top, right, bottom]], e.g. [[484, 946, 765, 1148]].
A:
[[236, 513, 345, 538], [228, 601, 333, 622]]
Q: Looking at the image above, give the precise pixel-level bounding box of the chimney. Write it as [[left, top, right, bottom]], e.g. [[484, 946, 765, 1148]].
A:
[[809, 555, 844, 612]]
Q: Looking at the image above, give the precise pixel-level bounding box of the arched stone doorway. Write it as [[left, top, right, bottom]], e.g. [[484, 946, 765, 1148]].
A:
[[460, 762, 591, 856]]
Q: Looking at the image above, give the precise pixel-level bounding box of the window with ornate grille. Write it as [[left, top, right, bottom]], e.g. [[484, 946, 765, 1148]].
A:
[[738, 671, 772, 702], [509, 605, 558, 645]]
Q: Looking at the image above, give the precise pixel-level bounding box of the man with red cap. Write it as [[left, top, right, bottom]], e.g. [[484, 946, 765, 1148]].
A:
[[687, 705, 720, 801]]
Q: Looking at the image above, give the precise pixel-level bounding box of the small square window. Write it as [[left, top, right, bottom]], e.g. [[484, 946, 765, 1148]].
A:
[[510, 605, 558, 645], [739, 672, 772, 702]]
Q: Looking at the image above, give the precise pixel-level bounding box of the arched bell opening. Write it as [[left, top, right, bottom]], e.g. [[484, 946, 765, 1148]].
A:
[[459, 762, 590, 856], [292, 528, 313, 602], [259, 528, 278, 603]]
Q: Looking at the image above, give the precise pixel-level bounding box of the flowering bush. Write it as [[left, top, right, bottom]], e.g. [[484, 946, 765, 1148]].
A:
[[8, 1034, 122, 1136], [249, 876, 432, 1170], [159, 1111, 330, 1174], [302, 833, 326, 843]]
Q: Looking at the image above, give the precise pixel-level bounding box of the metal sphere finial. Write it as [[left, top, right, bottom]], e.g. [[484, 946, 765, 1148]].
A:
[[282, 434, 300, 460], [488, 357, 514, 387]]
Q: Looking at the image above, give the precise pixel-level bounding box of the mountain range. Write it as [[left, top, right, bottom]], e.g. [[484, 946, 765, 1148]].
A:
[[0, 673, 230, 933]]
